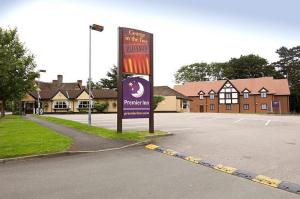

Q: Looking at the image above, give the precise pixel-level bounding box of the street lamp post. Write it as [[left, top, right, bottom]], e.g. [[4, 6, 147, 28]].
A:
[[37, 69, 46, 115], [88, 24, 104, 126]]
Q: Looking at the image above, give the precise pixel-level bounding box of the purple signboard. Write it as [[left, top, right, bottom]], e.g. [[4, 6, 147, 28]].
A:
[[272, 101, 280, 108], [122, 77, 150, 119]]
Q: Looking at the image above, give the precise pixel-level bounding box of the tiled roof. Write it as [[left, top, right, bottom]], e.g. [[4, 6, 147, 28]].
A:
[[154, 86, 189, 100], [92, 89, 117, 99], [30, 83, 189, 100], [174, 77, 290, 96]]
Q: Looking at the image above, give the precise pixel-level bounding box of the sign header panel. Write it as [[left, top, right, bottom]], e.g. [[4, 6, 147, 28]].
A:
[[122, 77, 150, 119], [120, 28, 152, 75]]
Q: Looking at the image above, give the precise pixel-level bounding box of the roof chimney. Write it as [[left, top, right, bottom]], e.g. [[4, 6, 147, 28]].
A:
[[57, 75, 63, 85], [77, 80, 82, 86]]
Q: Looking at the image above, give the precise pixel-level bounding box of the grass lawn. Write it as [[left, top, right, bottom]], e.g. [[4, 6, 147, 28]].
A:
[[37, 115, 165, 141], [0, 115, 72, 159]]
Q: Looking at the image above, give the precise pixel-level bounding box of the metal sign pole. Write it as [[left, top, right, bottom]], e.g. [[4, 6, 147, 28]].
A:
[[117, 27, 123, 133], [149, 34, 154, 133]]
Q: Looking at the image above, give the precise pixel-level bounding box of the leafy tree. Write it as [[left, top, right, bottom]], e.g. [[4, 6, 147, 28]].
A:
[[223, 54, 278, 79], [0, 27, 38, 117], [272, 46, 300, 112], [273, 46, 300, 88], [89, 65, 133, 90], [154, 96, 165, 110], [208, 62, 226, 80], [99, 65, 132, 90], [87, 81, 102, 89], [175, 63, 210, 84], [93, 102, 109, 112]]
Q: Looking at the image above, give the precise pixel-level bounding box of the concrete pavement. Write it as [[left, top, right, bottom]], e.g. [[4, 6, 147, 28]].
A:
[[0, 146, 298, 199], [50, 113, 300, 185]]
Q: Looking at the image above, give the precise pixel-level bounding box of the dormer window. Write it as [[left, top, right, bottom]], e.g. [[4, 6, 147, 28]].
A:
[[209, 91, 215, 100], [260, 88, 267, 98], [199, 91, 205, 100], [242, 89, 250, 99]]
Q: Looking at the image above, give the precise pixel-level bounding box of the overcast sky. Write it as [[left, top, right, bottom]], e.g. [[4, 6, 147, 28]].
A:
[[0, 0, 299, 86]]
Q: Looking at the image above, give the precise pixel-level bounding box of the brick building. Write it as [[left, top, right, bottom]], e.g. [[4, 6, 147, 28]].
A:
[[22, 75, 189, 114], [174, 77, 290, 114]]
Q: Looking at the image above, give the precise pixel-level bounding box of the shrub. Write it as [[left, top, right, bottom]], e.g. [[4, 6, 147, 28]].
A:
[[94, 102, 109, 113], [154, 96, 165, 110]]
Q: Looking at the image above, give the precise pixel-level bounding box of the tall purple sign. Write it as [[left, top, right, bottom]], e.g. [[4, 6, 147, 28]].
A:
[[122, 77, 150, 119]]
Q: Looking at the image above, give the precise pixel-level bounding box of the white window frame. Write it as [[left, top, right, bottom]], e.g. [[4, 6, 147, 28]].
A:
[[199, 94, 204, 100], [53, 101, 69, 109], [261, 92, 267, 98], [243, 104, 249, 110], [219, 81, 238, 104], [243, 92, 249, 99], [78, 100, 93, 109], [210, 104, 215, 110], [261, 104, 268, 110]]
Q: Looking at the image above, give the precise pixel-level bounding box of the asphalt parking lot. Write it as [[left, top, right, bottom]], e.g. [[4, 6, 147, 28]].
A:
[[50, 113, 300, 184]]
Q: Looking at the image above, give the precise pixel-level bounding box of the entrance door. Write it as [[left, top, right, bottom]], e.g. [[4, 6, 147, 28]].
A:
[[199, 105, 204, 112], [25, 102, 35, 114]]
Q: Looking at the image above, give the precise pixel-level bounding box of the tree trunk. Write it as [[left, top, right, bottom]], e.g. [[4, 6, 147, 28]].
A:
[[1, 100, 5, 117]]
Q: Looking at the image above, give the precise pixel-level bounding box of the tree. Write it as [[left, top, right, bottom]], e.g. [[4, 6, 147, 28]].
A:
[[0, 27, 39, 117], [90, 65, 132, 90], [223, 54, 278, 79], [154, 96, 165, 110], [175, 63, 210, 84], [273, 46, 300, 88], [272, 46, 300, 112], [87, 81, 102, 89]]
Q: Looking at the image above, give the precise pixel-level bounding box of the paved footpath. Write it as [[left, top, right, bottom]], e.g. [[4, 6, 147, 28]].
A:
[[26, 115, 134, 151]]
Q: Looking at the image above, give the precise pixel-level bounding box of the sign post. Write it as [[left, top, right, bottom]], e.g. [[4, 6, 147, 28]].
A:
[[117, 27, 154, 133]]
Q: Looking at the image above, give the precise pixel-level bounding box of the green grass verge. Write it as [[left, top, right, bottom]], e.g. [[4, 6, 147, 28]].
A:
[[37, 115, 165, 141], [0, 115, 72, 159]]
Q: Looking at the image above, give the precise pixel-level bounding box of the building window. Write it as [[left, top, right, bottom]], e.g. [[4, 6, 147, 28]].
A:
[[261, 104, 268, 110], [226, 104, 231, 110], [182, 100, 188, 109], [78, 101, 92, 109], [210, 104, 215, 110], [53, 101, 68, 109], [199, 94, 204, 100], [210, 93, 214, 100], [219, 81, 238, 104], [243, 92, 249, 99], [243, 104, 249, 110], [261, 92, 267, 98]]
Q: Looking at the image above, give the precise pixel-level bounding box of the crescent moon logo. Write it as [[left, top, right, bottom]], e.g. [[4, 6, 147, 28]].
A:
[[131, 82, 144, 98]]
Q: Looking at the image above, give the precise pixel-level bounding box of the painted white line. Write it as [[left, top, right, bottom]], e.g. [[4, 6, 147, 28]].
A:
[[265, 120, 271, 126], [207, 117, 218, 121], [233, 118, 244, 123]]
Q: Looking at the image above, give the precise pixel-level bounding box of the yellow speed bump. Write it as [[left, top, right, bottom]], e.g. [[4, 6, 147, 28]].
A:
[[145, 144, 159, 150], [214, 164, 237, 174], [252, 175, 282, 188], [163, 149, 177, 156], [185, 156, 201, 164]]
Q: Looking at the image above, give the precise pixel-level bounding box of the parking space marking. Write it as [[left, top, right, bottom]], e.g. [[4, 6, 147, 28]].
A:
[[233, 118, 244, 123], [265, 120, 271, 126]]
